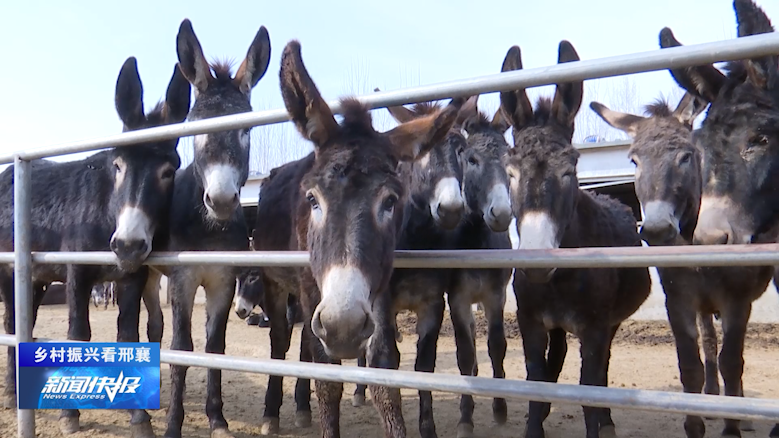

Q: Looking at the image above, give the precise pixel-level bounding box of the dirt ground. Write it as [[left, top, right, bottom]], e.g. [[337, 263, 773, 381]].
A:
[[1, 303, 779, 438]]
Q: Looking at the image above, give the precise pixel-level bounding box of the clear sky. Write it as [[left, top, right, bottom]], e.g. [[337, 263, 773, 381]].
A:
[[1, 0, 777, 170]]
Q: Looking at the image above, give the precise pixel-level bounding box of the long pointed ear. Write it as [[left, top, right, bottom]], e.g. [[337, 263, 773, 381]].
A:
[[279, 40, 339, 148], [490, 107, 510, 134], [499, 45, 534, 129], [672, 92, 708, 127], [115, 57, 145, 130], [373, 88, 417, 123], [385, 97, 465, 162], [589, 101, 645, 138], [233, 26, 272, 96], [551, 40, 584, 128], [659, 28, 725, 102], [162, 64, 192, 124], [176, 19, 214, 93], [734, 0, 778, 90], [457, 95, 479, 128]]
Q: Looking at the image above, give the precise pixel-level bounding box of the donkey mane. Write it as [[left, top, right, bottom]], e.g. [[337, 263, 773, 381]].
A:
[[210, 58, 236, 82], [532, 97, 555, 124], [339, 98, 376, 136], [409, 101, 445, 117], [643, 99, 674, 118]]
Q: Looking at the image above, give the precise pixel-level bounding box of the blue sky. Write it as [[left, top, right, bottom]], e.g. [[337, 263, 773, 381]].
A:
[[1, 0, 777, 171]]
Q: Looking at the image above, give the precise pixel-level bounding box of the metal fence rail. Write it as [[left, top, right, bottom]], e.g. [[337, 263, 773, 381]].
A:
[[6, 30, 779, 438], [0, 334, 777, 423]]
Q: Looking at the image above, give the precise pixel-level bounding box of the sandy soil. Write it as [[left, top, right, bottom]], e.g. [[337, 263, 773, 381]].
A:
[[1, 303, 778, 438]]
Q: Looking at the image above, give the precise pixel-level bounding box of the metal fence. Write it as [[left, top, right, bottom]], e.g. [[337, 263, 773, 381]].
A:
[[5, 31, 779, 438]]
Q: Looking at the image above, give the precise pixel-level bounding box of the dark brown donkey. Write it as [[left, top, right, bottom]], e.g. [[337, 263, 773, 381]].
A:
[[658, 0, 779, 436], [591, 93, 769, 437], [252, 40, 463, 438], [500, 42, 651, 438]]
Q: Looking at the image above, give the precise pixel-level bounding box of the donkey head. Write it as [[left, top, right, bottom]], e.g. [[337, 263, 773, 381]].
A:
[[500, 42, 584, 283], [591, 93, 707, 245], [659, 0, 779, 245], [280, 41, 463, 359], [176, 19, 271, 221], [377, 92, 465, 230], [457, 95, 512, 232], [110, 57, 190, 272]]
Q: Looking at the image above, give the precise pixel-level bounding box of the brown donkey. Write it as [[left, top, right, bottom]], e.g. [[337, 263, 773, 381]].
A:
[[500, 41, 651, 438], [591, 93, 769, 437], [252, 40, 464, 437]]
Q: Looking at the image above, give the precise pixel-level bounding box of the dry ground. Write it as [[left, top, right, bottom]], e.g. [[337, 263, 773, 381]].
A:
[[1, 303, 778, 437]]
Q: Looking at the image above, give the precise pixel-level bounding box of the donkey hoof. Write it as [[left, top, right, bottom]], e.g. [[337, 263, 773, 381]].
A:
[[599, 424, 617, 438], [130, 421, 156, 438], [352, 394, 366, 407], [3, 394, 16, 409], [260, 417, 280, 435], [740, 420, 755, 432], [211, 428, 234, 438], [59, 417, 80, 435], [493, 398, 508, 424], [456, 423, 474, 438], [295, 411, 312, 428]]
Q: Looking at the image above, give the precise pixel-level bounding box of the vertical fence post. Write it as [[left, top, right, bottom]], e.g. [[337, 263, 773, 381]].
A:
[[14, 156, 34, 438]]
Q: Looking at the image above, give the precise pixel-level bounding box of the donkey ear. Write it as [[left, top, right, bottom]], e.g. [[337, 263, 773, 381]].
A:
[[590, 101, 645, 138], [734, 0, 778, 91], [672, 92, 708, 127], [163, 64, 192, 124], [374, 88, 418, 123], [279, 40, 339, 148], [499, 45, 534, 130], [659, 28, 725, 103], [115, 57, 145, 130], [490, 107, 510, 134], [385, 97, 465, 162], [234, 26, 272, 96], [551, 40, 584, 128], [176, 19, 214, 93], [457, 95, 480, 130]]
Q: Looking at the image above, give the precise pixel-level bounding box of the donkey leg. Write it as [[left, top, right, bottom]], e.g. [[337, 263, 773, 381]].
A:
[[116, 272, 157, 438], [164, 271, 198, 438], [597, 325, 620, 438], [294, 324, 313, 428], [414, 297, 445, 438], [203, 277, 236, 437], [309, 326, 345, 438], [666, 299, 706, 438], [541, 327, 568, 424], [718, 302, 751, 438], [579, 328, 612, 438], [366, 304, 406, 438], [142, 269, 164, 343], [449, 292, 478, 438], [482, 293, 508, 425], [260, 288, 291, 435], [59, 265, 93, 435], [353, 353, 368, 407], [1, 272, 16, 409], [698, 312, 720, 396], [519, 316, 551, 438]]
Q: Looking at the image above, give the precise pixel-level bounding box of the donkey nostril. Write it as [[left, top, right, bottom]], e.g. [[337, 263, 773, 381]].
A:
[[490, 207, 497, 218], [205, 194, 214, 209], [311, 312, 326, 340]]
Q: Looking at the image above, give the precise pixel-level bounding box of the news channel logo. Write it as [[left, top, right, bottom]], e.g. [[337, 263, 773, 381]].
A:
[[18, 342, 160, 410]]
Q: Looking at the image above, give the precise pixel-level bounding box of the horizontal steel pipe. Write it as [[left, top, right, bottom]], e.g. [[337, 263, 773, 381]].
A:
[[2, 32, 779, 164], [1, 243, 779, 268]]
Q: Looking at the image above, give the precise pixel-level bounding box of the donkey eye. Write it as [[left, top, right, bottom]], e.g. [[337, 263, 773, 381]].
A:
[[306, 192, 320, 210], [382, 195, 397, 213], [161, 169, 175, 179], [678, 152, 693, 165], [749, 134, 769, 148], [467, 157, 479, 166]]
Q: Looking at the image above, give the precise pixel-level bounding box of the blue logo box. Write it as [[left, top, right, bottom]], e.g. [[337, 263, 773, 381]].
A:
[[18, 342, 160, 410]]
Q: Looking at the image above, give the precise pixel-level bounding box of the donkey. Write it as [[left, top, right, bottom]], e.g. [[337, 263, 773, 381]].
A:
[[445, 95, 513, 438], [658, 1, 779, 436], [348, 95, 467, 438], [591, 93, 769, 436], [234, 267, 303, 328], [149, 19, 270, 438], [252, 39, 463, 438], [0, 56, 190, 436], [500, 42, 652, 438]]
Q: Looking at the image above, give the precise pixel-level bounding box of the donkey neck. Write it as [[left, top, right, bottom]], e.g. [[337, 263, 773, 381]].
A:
[[398, 198, 450, 250], [559, 189, 615, 249]]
